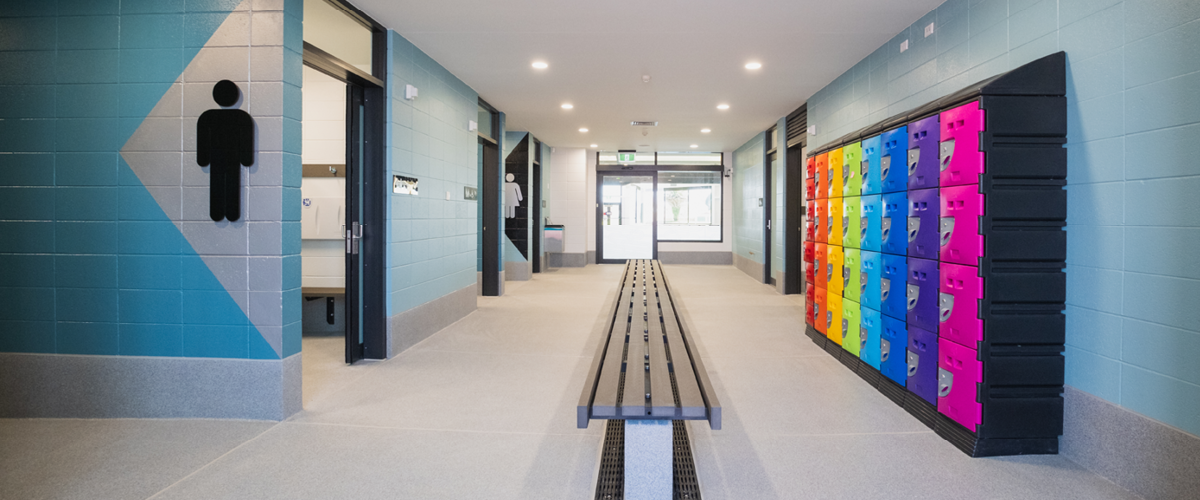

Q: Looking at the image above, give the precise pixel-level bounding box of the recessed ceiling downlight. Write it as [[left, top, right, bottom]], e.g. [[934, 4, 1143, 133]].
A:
[[590, 144, 598, 148], [532, 61, 548, 69], [579, 128, 589, 132], [745, 62, 762, 70], [717, 104, 730, 110], [690, 144, 699, 148], [701, 128, 711, 133]]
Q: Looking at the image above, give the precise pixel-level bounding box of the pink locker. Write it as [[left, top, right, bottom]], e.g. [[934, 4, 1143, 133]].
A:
[[939, 184, 985, 267], [939, 101, 986, 187], [939, 262, 984, 349], [938, 338, 983, 431]]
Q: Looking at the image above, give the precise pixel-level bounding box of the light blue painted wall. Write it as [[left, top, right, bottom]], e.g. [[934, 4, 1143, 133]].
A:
[[805, 0, 1200, 436], [770, 118, 787, 281], [0, 0, 299, 360], [386, 32, 479, 315], [733, 132, 765, 266]]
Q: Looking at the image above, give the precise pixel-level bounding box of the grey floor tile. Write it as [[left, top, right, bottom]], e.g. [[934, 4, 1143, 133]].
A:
[[151, 422, 600, 500], [0, 419, 273, 500]]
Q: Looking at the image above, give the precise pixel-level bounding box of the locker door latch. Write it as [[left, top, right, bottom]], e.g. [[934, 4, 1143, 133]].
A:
[[907, 350, 920, 377], [939, 292, 955, 323], [940, 139, 955, 172], [938, 367, 954, 397], [906, 284, 920, 311]]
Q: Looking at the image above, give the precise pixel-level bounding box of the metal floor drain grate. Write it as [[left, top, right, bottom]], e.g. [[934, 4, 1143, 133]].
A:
[[595, 420, 624, 500], [593, 420, 703, 500], [673, 420, 702, 500]]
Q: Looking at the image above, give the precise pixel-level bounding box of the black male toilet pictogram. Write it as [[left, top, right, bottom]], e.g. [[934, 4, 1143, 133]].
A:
[[196, 80, 255, 222]]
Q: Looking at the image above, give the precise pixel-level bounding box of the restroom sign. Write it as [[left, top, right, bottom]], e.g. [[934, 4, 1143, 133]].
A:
[[618, 153, 635, 163]]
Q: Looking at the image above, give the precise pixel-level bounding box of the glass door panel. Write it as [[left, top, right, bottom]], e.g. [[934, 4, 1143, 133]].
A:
[[600, 174, 655, 261]]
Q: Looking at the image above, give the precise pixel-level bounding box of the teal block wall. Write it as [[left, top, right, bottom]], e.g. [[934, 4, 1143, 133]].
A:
[[804, 0, 1200, 437], [386, 32, 480, 315], [770, 118, 787, 282], [0, 0, 294, 360], [733, 132, 765, 265]]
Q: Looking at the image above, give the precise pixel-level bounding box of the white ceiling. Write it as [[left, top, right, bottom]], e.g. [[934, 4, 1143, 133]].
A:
[[350, 0, 944, 153]]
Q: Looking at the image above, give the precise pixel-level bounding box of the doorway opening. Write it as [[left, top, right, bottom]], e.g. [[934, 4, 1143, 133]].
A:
[[298, 0, 387, 405]]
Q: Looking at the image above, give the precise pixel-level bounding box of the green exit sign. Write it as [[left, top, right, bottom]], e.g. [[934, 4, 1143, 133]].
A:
[[618, 153, 636, 162]]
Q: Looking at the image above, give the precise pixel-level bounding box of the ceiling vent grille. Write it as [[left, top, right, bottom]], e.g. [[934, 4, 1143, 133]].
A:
[[630, 121, 658, 127]]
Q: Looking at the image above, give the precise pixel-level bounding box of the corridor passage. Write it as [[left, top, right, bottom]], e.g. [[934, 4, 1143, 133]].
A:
[[0, 265, 1135, 499]]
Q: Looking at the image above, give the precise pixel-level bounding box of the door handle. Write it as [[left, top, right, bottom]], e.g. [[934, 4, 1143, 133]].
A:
[[347, 222, 362, 255]]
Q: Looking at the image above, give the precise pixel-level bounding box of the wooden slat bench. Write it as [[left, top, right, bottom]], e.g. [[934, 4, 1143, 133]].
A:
[[578, 259, 721, 430]]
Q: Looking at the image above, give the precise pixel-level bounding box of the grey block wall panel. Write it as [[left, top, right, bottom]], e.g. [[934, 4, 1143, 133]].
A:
[[549, 252, 588, 268], [658, 251, 733, 266], [1062, 386, 1200, 500], [0, 352, 302, 421], [505, 261, 532, 281], [733, 253, 764, 283], [387, 283, 478, 357]]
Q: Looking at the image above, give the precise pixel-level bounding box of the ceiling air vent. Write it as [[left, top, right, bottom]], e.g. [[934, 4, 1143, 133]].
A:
[[630, 121, 658, 127]]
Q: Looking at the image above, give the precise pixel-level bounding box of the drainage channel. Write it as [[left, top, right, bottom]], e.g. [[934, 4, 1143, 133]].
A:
[[594, 419, 702, 500]]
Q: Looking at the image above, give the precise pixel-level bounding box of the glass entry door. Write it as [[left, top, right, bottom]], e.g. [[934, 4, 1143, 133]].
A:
[[598, 173, 656, 263]]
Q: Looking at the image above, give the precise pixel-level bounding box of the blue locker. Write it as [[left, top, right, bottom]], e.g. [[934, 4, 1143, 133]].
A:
[[860, 194, 882, 253], [860, 306, 883, 370], [860, 135, 882, 195], [880, 315, 908, 385], [880, 253, 907, 320], [879, 126, 908, 194], [860, 250, 882, 311], [881, 191, 908, 255]]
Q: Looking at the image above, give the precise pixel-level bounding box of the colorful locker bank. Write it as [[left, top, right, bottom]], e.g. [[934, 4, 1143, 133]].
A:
[[859, 306, 883, 370], [841, 142, 862, 197], [860, 195, 882, 253], [801, 52, 1067, 457], [860, 135, 882, 196]]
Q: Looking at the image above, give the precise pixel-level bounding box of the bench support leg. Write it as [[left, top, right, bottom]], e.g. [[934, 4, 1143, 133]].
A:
[[624, 419, 673, 500]]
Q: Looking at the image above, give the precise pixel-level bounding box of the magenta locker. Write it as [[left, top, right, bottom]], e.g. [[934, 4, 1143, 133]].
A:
[[939, 101, 986, 187], [939, 262, 984, 349], [939, 184, 985, 266], [938, 338, 983, 430]]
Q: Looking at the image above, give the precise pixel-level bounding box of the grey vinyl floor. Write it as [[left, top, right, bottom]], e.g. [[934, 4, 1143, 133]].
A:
[[0, 264, 1140, 499]]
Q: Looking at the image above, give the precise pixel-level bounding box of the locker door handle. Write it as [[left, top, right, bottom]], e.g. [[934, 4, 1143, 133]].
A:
[[346, 222, 361, 255]]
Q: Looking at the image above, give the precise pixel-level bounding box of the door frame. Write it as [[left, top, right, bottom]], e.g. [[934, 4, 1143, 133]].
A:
[[595, 169, 658, 264], [301, 7, 387, 362]]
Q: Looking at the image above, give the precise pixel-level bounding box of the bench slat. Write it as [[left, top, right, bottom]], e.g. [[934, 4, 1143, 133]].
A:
[[657, 260, 722, 430], [576, 263, 633, 428], [653, 261, 707, 419], [646, 262, 676, 418], [590, 263, 636, 418], [620, 261, 649, 417]]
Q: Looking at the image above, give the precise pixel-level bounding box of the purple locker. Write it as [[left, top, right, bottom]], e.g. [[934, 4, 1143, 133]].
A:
[[907, 188, 939, 260], [906, 325, 939, 404], [939, 184, 985, 267], [939, 262, 984, 350], [907, 115, 940, 190], [906, 257, 939, 332]]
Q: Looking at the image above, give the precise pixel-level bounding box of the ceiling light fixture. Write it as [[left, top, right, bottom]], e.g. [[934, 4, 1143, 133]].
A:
[[561, 103, 573, 109], [532, 61, 548, 69], [745, 62, 762, 70], [579, 128, 588, 132], [690, 144, 699, 148], [717, 104, 730, 110], [590, 144, 598, 148], [701, 128, 711, 133]]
